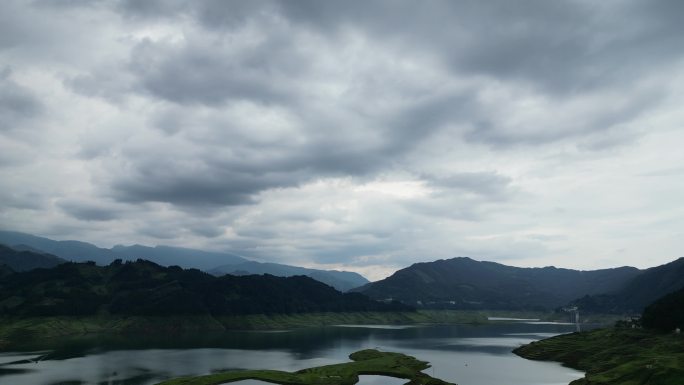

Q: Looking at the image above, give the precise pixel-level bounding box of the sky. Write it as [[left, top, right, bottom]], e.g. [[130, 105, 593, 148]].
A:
[[1, 0, 683, 281]]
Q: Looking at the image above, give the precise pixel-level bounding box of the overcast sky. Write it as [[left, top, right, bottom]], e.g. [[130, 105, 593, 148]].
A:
[[1, 0, 683, 280]]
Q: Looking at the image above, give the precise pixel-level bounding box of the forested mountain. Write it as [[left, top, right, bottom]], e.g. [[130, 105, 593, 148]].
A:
[[354, 257, 641, 310], [0, 244, 65, 272], [0, 231, 368, 291], [572, 257, 684, 314], [0, 260, 408, 317], [641, 286, 684, 332], [210, 261, 368, 292]]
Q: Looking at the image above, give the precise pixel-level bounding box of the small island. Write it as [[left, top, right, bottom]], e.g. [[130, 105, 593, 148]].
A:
[[155, 349, 456, 385]]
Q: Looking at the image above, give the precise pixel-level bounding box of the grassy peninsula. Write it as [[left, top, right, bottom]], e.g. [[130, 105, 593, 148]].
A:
[[514, 328, 684, 384], [156, 348, 455, 385]]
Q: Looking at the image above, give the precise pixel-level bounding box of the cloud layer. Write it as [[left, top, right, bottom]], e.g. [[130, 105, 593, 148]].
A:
[[2, 0, 684, 280]]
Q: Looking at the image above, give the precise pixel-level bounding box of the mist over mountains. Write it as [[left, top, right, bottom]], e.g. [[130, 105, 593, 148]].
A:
[[2, 230, 682, 314], [0, 231, 368, 292]]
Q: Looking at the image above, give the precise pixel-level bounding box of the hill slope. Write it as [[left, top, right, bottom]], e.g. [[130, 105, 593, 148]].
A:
[[641, 286, 684, 332], [0, 243, 65, 272], [571, 257, 684, 314], [354, 257, 640, 310], [0, 260, 408, 317], [209, 261, 368, 292], [0, 231, 368, 291]]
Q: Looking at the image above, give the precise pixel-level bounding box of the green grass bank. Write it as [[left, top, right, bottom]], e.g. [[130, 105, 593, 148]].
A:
[[514, 328, 684, 385]]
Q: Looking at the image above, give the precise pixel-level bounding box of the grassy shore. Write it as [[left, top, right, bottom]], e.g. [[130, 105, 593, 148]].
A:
[[155, 348, 455, 385], [514, 328, 684, 385]]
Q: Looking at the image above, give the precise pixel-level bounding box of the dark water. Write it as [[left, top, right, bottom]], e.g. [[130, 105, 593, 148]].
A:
[[0, 322, 586, 385]]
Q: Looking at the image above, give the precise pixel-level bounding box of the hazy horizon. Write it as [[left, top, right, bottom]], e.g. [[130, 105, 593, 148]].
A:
[[2, 1, 683, 281], [0, 228, 677, 281]]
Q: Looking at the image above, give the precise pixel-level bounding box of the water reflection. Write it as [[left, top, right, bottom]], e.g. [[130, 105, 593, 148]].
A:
[[356, 375, 406, 385], [0, 323, 589, 385]]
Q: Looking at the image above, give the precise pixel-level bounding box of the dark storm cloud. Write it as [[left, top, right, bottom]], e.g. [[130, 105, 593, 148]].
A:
[[102, 0, 681, 150], [106, 124, 415, 207], [90, 0, 678, 208], [111, 167, 268, 206], [277, 0, 684, 94], [128, 36, 300, 106], [58, 0, 684, 97]]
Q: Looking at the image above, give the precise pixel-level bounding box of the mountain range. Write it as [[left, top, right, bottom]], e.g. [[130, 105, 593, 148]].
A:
[[571, 256, 684, 314], [354, 256, 684, 312], [0, 231, 368, 291], [3, 230, 682, 314], [0, 259, 408, 317]]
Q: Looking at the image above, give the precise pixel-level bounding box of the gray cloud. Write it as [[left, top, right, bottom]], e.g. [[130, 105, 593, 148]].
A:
[[0, 68, 43, 133], [57, 199, 121, 221], [128, 35, 300, 106], [2, 0, 684, 277], [426, 172, 513, 201]]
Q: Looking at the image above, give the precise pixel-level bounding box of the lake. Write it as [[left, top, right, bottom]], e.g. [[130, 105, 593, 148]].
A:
[[0, 322, 586, 385]]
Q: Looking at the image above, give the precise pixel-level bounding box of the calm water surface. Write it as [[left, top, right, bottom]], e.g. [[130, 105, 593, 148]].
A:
[[0, 322, 586, 385]]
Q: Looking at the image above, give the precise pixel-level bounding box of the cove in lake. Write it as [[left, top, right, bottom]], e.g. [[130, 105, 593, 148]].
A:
[[0, 322, 588, 385]]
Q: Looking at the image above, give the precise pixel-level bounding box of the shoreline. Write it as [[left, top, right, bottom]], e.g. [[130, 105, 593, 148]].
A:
[[0, 310, 619, 351], [513, 327, 684, 385], [155, 348, 455, 385]]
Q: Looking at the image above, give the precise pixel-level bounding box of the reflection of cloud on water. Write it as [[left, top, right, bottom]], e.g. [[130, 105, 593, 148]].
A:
[[357, 375, 407, 385], [524, 321, 575, 325], [385, 336, 540, 356], [502, 332, 559, 338], [0, 348, 339, 385]]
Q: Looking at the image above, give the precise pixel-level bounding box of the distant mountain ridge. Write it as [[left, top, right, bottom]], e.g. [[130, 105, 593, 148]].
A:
[[0, 231, 368, 291], [0, 231, 247, 269], [354, 257, 642, 310]]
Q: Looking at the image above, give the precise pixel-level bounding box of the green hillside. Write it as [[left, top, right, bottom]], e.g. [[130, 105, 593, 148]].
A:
[[355, 257, 640, 310], [571, 257, 684, 314], [0, 244, 65, 272], [210, 261, 369, 292], [641, 286, 684, 332]]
